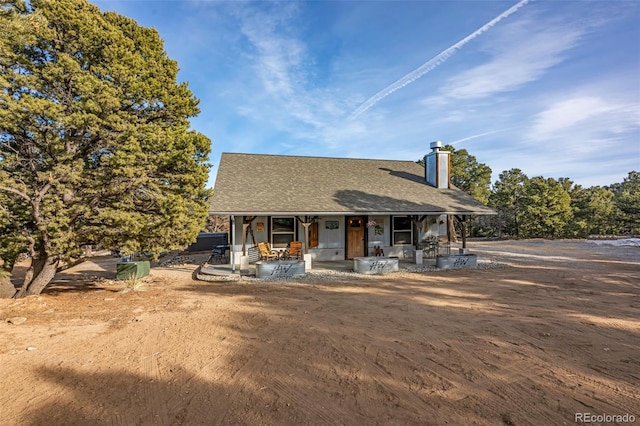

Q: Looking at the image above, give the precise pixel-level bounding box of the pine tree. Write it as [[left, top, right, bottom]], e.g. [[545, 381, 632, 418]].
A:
[[614, 171, 640, 234], [519, 177, 573, 238], [0, 0, 211, 297], [489, 168, 528, 238]]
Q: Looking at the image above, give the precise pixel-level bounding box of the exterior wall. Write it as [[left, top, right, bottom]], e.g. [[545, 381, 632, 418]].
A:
[[228, 214, 448, 265], [366, 214, 448, 258], [420, 214, 448, 240], [308, 216, 345, 261], [366, 215, 391, 257], [230, 215, 346, 263]]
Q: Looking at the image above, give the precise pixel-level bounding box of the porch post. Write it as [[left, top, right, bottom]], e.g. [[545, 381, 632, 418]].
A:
[[455, 215, 468, 249], [231, 215, 236, 272], [242, 220, 249, 256], [461, 216, 468, 249], [302, 223, 311, 254], [241, 216, 256, 256], [296, 216, 318, 254]]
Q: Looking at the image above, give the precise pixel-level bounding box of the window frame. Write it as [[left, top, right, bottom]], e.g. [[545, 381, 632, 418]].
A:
[[271, 216, 296, 248], [392, 216, 413, 245]]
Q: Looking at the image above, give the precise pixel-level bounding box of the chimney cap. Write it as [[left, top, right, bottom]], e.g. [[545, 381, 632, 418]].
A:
[[430, 141, 442, 150]]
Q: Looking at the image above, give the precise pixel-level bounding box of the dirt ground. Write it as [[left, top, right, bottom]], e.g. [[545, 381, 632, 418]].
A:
[[0, 239, 638, 425]]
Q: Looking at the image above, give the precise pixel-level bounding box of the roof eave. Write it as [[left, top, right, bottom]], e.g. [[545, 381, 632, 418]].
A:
[[208, 210, 497, 216]]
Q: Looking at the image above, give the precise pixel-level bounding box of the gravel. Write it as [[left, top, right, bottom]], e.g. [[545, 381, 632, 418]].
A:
[[196, 259, 509, 283]]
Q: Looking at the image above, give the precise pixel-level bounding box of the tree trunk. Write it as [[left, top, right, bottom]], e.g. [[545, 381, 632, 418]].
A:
[[14, 254, 59, 298], [0, 276, 16, 299], [447, 215, 458, 243], [22, 253, 46, 288]]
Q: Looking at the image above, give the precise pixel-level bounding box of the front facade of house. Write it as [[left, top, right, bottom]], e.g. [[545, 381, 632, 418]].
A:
[[229, 213, 449, 261], [209, 144, 495, 264]]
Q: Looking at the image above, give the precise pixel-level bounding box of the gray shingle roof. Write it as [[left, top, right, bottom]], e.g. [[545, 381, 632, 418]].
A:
[[209, 153, 495, 215]]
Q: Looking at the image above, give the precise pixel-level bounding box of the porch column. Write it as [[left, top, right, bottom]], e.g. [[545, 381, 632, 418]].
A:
[[242, 219, 249, 256], [231, 215, 236, 272], [296, 216, 318, 254], [455, 215, 468, 250], [241, 216, 256, 256]]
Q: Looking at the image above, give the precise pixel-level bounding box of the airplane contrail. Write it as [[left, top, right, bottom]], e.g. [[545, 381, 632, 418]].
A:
[[349, 0, 530, 119], [449, 128, 514, 145]]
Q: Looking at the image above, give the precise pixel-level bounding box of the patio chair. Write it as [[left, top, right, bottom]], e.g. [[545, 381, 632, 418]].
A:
[[419, 236, 439, 258], [258, 241, 279, 261], [284, 241, 303, 260], [209, 244, 230, 264], [438, 238, 451, 256]]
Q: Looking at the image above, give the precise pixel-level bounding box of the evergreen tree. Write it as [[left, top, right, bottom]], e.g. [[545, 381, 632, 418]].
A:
[[0, 0, 211, 297], [519, 177, 573, 238], [613, 171, 640, 234], [585, 186, 618, 235], [442, 144, 492, 204], [489, 168, 528, 238]]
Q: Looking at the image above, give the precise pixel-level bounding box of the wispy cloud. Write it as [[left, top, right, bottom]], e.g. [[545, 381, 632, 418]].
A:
[[232, 3, 304, 98], [349, 0, 530, 119], [527, 93, 640, 151], [436, 23, 584, 101]]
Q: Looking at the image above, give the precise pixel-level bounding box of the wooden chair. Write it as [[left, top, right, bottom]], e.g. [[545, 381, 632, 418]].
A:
[[258, 242, 279, 261], [285, 241, 303, 260]]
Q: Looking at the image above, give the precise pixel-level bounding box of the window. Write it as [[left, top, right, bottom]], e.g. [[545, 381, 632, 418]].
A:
[[271, 217, 295, 248], [348, 218, 362, 228], [392, 216, 413, 245]]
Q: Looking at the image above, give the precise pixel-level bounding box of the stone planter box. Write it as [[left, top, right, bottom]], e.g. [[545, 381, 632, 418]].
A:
[[436, 254, 477, 270], [353, 257, 399, 274], [255, 260, 305, 278]]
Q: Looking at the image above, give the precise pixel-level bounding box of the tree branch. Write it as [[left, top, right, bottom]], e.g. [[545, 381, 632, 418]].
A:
[[0, 185, 31, 202]]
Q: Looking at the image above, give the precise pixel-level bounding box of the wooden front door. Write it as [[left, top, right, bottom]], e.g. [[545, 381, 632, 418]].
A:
[[346, 216, 365, 259]]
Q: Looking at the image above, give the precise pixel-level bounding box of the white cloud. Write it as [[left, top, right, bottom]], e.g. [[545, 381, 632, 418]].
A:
[[437, 20, 585, 101], [526, 86, 640, 152], [232, 3, 305, 98], [530, 96, 616, 136]]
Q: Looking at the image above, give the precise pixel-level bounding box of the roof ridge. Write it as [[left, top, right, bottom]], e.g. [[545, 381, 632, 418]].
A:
[[220, 152, 417, 163]]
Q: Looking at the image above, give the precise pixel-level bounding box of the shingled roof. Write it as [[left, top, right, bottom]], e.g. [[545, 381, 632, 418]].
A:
[[209, 153, 495, 216]]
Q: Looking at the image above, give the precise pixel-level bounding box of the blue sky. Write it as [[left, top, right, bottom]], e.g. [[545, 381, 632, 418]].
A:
[[92, 0, 640, 189]]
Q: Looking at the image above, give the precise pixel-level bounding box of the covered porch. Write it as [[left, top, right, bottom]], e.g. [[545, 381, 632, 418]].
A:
[[196, 246, 461, 281]]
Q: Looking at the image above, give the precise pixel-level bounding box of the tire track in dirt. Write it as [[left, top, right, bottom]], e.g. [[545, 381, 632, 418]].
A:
[[266, 375, 350, 424], [452, 334, 640, 420], [320, 333, 431, 422], [213, 324, 356, 424], [140, 351, 169, 426], [296, 329, 362, 422], [214, 341, 281, 424], [163, 300, 241, 422], [447, 336, 561, 424]]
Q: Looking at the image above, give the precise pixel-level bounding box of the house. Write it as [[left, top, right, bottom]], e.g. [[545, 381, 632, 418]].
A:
[[209, 142, 495, 266]]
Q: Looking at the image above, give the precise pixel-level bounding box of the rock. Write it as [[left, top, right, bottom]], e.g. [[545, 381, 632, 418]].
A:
[[8, 317, 27, 325]]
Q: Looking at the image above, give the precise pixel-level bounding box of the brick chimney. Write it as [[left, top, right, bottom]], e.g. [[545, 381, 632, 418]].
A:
[[424, 141, 450, 189]]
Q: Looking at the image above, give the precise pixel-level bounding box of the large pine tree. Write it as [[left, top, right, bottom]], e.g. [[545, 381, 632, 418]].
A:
[[0, 0, 211, 297]]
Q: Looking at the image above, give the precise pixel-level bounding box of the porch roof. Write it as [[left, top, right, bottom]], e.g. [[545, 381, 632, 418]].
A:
[[209, 153, 495, 216]]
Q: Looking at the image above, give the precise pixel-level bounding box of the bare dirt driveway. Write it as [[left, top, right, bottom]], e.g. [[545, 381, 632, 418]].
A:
[[1, 239, 639, 425]]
